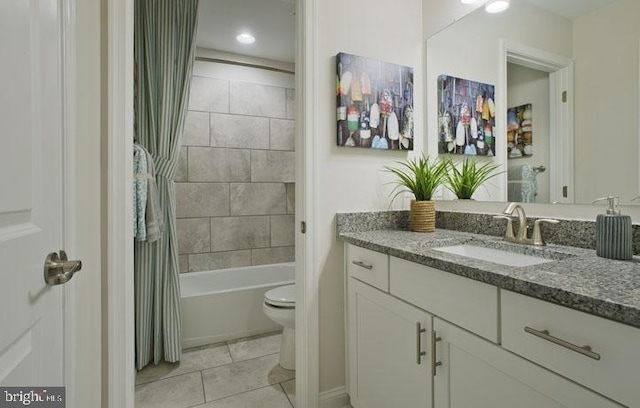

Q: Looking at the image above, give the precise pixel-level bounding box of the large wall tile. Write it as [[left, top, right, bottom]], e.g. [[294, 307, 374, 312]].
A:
[[271, 215, 295, 247], [188, 147, 250, 182], [188, 250, 251, 272], [286, 88, 295, 119], [270, 119, 295, 151], [252, 246, 295, 266], [230, 183, 286, 216], [230, 82, 285, 118], [179, 255, 189, 273], [182, 111, 209, 146], [210, 113, 269, 149], [175, 183, 229, 218], [286, 183, 295, 214], [188, 76, 229, 113], [210, 216, 270, 252], [177, 218, 210, 254], [175, 147, 188, 182], [251, 151, 294, 183]]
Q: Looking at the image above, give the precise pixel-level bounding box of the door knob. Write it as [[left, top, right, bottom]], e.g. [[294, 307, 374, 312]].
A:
[[44, 250, 82, 286]]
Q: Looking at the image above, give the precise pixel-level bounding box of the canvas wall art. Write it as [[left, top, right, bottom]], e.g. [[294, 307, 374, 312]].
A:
[[507, 103, 533, 158], [437, 75, 495, 156], [336, 52, 413, 150]]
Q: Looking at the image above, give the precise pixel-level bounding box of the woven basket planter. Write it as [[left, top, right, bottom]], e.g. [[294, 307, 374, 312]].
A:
[[410, 200, 436, 232]]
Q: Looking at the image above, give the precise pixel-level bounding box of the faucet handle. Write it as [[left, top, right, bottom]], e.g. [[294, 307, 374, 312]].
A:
[[494, 215, 516, 240], [532, 219, 560, 246]]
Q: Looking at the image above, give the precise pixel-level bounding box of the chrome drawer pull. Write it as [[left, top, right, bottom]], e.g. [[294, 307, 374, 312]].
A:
[[352, 260, 373, 270], [416, 322, 427, 365], [524, 326, 601, 361]]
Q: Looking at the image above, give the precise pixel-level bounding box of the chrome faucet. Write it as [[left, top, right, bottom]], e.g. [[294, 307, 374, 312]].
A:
[[494, 203, 559, 246], [502, 203, 529, 241]]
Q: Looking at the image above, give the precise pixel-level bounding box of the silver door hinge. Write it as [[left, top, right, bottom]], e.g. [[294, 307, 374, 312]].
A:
[[300, 221, 306, 234], [562, 186, 568, 198], [562, 91, 567, 102]]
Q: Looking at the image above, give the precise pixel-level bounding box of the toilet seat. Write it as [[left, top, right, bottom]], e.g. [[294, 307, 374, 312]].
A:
[[264, 284, 296, 308]]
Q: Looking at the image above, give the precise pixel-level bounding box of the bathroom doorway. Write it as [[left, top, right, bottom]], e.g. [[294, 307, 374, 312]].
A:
[[133, 1, 299, 407], [499, 40, 574, 204], [506, 62, 551, 203]]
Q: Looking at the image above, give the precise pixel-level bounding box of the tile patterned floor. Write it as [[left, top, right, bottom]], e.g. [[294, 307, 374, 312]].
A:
[[135, 331, 295, 408]]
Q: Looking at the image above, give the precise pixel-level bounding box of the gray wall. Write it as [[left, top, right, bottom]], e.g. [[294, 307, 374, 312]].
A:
[[176, 66, 295, 273]]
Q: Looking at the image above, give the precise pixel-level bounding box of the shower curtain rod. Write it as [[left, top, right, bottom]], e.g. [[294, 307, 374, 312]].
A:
[[194, 56, 295, 75]]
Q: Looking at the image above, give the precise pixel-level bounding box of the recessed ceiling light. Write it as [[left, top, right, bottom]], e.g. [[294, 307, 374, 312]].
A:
[[485, 0, 510, 13], [236, 33, 255, 44], [460, 0, 479, 4]]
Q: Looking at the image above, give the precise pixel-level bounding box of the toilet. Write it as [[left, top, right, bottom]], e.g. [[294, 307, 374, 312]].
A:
[[263, 284, 295, 370]]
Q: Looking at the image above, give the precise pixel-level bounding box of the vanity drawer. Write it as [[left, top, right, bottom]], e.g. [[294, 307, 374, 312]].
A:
[[346, 244, 389, 292], [389, 256, 499, 342], [502, 290, 640, 407]]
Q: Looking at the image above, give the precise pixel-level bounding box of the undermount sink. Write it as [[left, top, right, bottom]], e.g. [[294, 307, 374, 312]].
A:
[[434, 244, 554, 267]]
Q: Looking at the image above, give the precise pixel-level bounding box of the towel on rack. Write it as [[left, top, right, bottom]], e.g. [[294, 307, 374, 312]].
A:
[[142, 147, 164, 242], [133, 144, 148, 241], [520, 164, 538, 203]]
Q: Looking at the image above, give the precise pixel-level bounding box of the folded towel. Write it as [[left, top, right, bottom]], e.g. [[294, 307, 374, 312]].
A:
[[133, 144, 148, 241], [520, 165, 538, 203]]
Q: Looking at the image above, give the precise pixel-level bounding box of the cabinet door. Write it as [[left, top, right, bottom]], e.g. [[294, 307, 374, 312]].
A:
[[348, 278, 432, 408], [433, 318, 623, 408]]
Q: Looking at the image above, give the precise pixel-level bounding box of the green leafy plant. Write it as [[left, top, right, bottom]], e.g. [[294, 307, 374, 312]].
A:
[[444, 157, 502, 199], [384, 155, 448, 202]]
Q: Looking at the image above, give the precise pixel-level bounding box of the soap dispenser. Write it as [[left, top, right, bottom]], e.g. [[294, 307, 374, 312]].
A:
[[592, 196, 632, 260]]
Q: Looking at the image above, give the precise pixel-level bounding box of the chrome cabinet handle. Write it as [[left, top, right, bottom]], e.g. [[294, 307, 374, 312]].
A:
[[351, 260, 373, 270], [524, 326, 601, 361], [44, 250, 83, 286], [416, 322, 426, 364], [431, 331, 442, 375]]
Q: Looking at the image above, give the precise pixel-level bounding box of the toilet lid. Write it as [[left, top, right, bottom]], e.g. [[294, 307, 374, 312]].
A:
[[265, 284, 296, 307]]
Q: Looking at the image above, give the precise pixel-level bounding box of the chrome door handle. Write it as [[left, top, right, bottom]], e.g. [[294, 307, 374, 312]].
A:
[[416, 322, 427, 364], [44, 250, 82, 286], [431, 331, 442, 376]]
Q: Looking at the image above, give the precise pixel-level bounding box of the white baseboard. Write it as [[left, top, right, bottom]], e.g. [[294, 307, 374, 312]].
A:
[[319, 386, 350, 408]]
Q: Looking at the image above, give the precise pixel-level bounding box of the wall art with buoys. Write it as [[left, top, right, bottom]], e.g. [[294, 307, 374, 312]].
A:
[[438, 74, 496, 157], [336, 52, 413, 151]]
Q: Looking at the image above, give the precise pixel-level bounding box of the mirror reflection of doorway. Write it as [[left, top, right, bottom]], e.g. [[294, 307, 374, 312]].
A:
[[506, 63, 550, 203]]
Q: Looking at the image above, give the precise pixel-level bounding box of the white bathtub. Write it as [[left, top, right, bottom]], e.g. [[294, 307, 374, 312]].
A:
[[180, 262, 295, 348]]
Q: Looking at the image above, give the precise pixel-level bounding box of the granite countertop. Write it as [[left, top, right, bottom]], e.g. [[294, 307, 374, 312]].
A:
[[338, 228, 640, 329]]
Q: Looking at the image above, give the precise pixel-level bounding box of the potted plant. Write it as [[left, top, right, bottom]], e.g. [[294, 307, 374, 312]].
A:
[[385, 155, 448, 232], [444, 157, 502, 200]]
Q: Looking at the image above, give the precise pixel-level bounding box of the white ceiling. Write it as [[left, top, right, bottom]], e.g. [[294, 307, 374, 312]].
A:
[[196, 0, 296, 63], [524, 0, 620, 19]]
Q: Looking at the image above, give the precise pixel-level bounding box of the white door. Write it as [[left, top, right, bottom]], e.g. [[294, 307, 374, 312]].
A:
[[0, 0, 74, 388], [348, 279, 432, 408]]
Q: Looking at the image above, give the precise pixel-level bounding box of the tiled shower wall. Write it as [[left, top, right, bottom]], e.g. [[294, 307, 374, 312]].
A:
[[175, 66, 295, 273]]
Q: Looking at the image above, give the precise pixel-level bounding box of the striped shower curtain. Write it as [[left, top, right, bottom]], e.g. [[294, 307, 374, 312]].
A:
[[134, 0, 199, 370]]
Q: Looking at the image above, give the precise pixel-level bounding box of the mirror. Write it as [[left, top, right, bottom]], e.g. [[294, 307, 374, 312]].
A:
[[426, 0, 640, 204]]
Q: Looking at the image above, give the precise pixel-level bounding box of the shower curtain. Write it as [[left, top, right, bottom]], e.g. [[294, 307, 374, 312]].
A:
[[134, 0, 199, 370]]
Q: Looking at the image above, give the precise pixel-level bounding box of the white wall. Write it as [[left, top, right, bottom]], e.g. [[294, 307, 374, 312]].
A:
[[426, 0, 572, 201], [74, 0, 102, 405], [315, 0, 424, 391], [422, 0, 489, 39], [573, 0, 640, 203], [507, 63, 550, 203]]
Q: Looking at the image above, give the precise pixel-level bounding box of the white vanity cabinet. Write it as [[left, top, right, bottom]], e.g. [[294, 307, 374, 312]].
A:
[[345, 243, 630, 408], [432, 317, 622, 408]]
